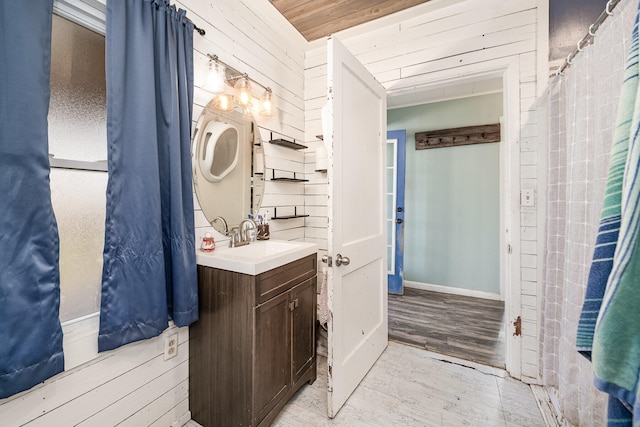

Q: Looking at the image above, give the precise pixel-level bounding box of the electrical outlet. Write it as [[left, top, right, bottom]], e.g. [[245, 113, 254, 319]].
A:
[[164, 333, 178, 361]]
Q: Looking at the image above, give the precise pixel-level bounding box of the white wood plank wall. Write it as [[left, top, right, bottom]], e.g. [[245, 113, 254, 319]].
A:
[[0, 327, 190, 427], [302, 0, 546, 383], [0, 1, 307, 426], [185, 0, 309, 246]]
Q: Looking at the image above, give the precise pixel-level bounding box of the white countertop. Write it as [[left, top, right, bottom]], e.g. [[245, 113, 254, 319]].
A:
[[196, 239, 318, 275]]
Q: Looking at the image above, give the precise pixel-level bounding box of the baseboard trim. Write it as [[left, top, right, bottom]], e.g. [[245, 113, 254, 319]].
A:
[[404, 281, 504, 301], [171, 411, 192, 427], [530, 385, 563, 427]]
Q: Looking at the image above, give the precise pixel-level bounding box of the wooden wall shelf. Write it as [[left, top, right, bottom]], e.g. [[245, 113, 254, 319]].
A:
[[268, 170, 308, 182], [271, 207, 308, 220], [271, 214, 310, 220], [271, 177, 309, 183], [269, 138, 307, 150]]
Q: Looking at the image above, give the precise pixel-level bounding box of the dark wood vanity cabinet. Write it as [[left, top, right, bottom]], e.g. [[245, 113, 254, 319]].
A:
[[190, 254, 317, 427]]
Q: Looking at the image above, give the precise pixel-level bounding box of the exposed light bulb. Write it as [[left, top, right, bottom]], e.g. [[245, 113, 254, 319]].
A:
[[234, 75, 252, 107], [204, 60, 225, 94], [260, 88, 274, 116], [215, 93, 233, 111]]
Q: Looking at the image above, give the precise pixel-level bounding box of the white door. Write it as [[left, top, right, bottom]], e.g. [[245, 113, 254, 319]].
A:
[[325, 35, 388, 418]]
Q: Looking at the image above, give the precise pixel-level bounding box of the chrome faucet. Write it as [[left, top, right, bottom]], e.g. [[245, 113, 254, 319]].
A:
[[228, 219, 257, 247], [239, 218, 258, 243], [227, 219, 257, 248]]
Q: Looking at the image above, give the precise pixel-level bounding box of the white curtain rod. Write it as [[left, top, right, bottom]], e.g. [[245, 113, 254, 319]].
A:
[[555, 0, 624, 76]]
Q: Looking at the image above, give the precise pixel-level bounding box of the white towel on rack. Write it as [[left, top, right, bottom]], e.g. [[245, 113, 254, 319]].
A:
[[318, 265, 329, 329]]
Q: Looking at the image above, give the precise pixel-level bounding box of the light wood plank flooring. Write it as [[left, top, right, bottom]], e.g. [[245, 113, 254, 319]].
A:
[[272, 342, 545, 426], [389, 288, 505, 368]]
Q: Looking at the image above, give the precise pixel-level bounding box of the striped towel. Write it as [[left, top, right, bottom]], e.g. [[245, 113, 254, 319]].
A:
[[577, 3, 640, 425]]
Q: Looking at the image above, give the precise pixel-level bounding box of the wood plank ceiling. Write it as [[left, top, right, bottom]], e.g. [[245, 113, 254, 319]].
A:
[[270, 0, 433, 41]]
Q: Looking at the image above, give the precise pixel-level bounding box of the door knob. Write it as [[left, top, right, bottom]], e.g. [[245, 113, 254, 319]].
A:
[[335, 254, 350, 267]]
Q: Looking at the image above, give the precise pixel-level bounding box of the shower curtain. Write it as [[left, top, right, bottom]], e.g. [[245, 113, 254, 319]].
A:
[[0, 0, 65, 398], [98, 0, 198, 352], [577, 1, 640, 423], [544, 0, 637, 424]]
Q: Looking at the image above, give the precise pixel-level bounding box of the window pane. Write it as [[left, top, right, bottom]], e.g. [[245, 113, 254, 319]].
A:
[[50, 169, 106, 321], [387, 140, 395, 167], [49, 14, 106, 163]]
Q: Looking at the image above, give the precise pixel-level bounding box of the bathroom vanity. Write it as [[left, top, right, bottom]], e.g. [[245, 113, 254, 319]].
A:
[[189, 241, 317, 427]]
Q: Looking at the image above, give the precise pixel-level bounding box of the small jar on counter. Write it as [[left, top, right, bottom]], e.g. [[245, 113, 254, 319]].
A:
[[200, 233, 215, 252]]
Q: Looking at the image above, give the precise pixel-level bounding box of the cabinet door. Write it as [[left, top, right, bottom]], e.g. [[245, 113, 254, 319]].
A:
[[254, 291, 291, 424], [291, 278, 316, 383]]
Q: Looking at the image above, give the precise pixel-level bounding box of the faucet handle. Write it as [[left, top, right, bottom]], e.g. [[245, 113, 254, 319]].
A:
[[229, 227, 240, 247]]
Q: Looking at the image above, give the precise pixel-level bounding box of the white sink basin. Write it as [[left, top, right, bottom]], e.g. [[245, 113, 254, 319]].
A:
[[196, 239, 317, 275]]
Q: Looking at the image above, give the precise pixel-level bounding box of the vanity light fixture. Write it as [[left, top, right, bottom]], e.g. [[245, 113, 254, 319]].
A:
[[205, 53, 275, 116], [203, 58, 226, 94]]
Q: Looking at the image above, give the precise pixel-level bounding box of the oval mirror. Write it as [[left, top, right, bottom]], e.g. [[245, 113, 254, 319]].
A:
[[192, 99, 264, 234]]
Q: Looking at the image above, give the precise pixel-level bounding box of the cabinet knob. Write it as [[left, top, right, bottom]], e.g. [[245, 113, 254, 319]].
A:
[[289, 298, 299, 311]]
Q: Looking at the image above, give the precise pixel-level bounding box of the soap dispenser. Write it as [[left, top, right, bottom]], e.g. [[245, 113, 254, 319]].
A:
[[200, 233, 215, 252]]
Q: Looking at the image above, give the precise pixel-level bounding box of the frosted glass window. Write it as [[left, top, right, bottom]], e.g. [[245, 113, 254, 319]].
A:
[[50, 169, 106, 321], [49, 14, 106, 163], [49, 15, 107, 322]]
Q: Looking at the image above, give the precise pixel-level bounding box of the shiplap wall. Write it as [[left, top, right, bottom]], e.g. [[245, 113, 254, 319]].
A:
[[0, 1, 307, 426], [187, 0, 309, 246], [1, 327, 190, 427], [303, 0, 546, 383]]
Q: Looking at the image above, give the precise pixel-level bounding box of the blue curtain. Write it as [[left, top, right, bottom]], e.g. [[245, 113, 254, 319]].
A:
[[0, 0, 64, 398], [99, 0, 198, 352]]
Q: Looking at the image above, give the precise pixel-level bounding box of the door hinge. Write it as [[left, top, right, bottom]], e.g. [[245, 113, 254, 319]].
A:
[[508, 244, 512, 254], [513, 316, 522, 336]]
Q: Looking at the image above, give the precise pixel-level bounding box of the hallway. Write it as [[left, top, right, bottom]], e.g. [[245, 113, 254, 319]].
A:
[[388, 288, 505, 368]]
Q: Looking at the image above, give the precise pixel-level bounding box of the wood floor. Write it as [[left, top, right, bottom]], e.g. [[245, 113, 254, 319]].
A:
[[388, 287, 505, 368], [272, 342, 545, 426]]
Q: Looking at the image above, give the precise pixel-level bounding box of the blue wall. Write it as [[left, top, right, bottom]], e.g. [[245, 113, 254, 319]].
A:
[[388, 93, 503, 294]]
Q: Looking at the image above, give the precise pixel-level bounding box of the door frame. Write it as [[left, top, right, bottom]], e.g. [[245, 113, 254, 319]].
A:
[[386, 58, 522, 378], [502, 59, 522, 379]]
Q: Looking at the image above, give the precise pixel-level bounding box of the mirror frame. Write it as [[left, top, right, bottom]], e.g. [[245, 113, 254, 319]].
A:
[[192, 100, 264, 233]]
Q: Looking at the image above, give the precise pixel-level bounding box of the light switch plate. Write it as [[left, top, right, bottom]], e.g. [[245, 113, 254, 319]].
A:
[[521, 189, 535, 207]]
